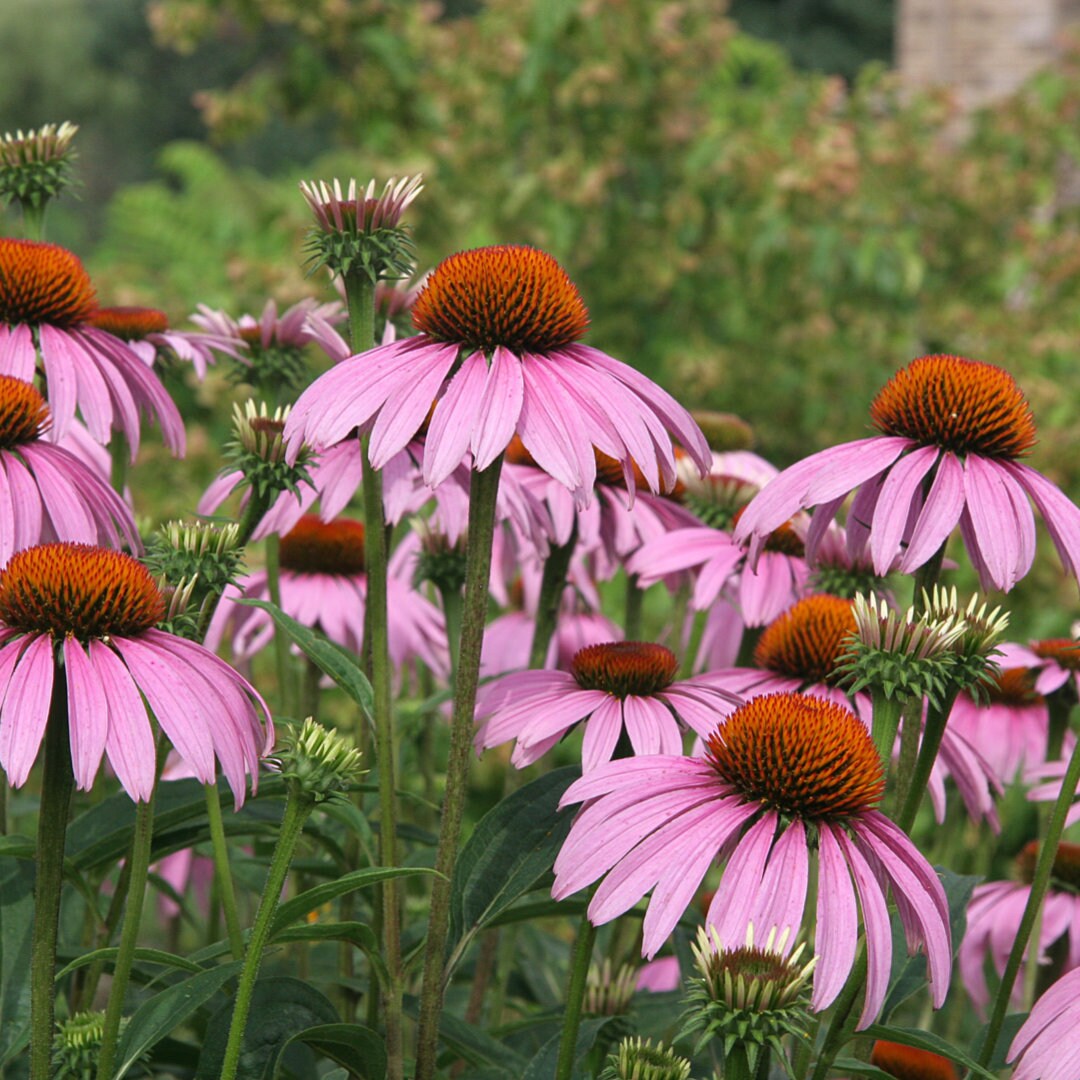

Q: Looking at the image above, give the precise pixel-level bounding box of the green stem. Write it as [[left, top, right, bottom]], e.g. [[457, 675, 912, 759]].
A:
[[890, 700, 923, 819], [528, 524, 578, 670], [554, 913, 597, 1080], [440, 585, 463, 689], [96, 791, 157, 1080], [680, 607, 707, 679], [415, 457, 504, 1080], [896, 689, 961, 832], [29, 680, 74, 1080], [264, 533, 294, 717], [808, 943, 868, 1080], [220, 787, 313, 1080], [978, 735, 1080, 1069], [21, 201, 46, 241], [870, 689, 904, 772], [623, 573, 643, 640], [204, 783, 244, 961], [109, 433, 129, 497]]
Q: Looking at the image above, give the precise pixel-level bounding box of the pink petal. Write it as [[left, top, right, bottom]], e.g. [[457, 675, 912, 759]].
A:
[[869, 446, 938, 574], [899, 451, 965, 572], [423, 351, 488, 486], [812, 824, 858, 1011], [581, 696, 625, 772], [90, 640, 157, 802], [64, 638, 108, 791], [472, 346, 525, 472], [0, 635, 54, 787]]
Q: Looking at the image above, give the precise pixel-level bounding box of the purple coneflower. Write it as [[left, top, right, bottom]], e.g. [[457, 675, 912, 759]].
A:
[[475, 641, 742, 771], [947, 664, 1067, 782], [0, 238, 184, 456], [283, 245, 710, 496], [85, 305, 244, 381], [205, 515, 447, 677], [552, 692, 952, 1027], [1006, 636, 1080, 698], [1008, 963, 1080, 1080], [734, 354, 1080, 592], [959, 841, 1080, 1014], [0, 375, 139, 564], [0, 544, 271, 802]]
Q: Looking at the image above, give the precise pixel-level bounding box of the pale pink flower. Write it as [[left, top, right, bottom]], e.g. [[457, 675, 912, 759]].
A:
[[734, 355, 1080, 593], [960, 841, 1080, 1014], [552, 692, 952, 1028], [0, 544, 271, 802], [0, 375, 138, 565], [1008, 964, 1080, 1080], [284, 245, 710, 498], [475, 641, 741, 771], [205, 515, 447, 677], [0, 238, 184, 456]]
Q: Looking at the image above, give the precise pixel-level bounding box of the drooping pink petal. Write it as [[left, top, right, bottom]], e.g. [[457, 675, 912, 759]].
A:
[[706, 813, 777, 946], [580, 696, 625, 772], [899, 451, 965, 573], [64, 637, 108, 791], [0, 635, 54, 787], [964, 454, 1034, 590], [1004, 461, 1080, 582], [834, 827, 893, 1029], [472, 345, 525, 472], [423, 351, 488, 486], [90, 640, 156, 802], [0, 324, 38, 381], [869, 445, 938, 574], [750, 818, 808, 946], [812, 824, 858, 1012]]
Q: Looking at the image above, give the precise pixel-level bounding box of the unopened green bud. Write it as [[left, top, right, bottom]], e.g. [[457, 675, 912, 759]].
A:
[[227, 400, 314, 502], [269, 717, 365, 803], [0, 122, 78, 213], [598, 1037, 692, 1080]]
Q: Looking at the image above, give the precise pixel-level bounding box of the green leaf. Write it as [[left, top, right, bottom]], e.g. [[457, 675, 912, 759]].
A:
[[863, 1023, 998, 1080], [239, 599, 374, 715], [273, 922, 390, 990], [424, 1010, 527, 1076], [115, 961, 242, 1079], [55, 946, 203, 981], [0, 859, 34, 1065], [971, 1012, 1028, 1073], [831, 1059, 901, 1079], [269, 867, 434, 940], [882, 866, 979, 1018], [520, 1017, 610, 1080], [196, 976, 338, 1079], [446, 766, 578, 971], [287, 1022, 387, 1079]]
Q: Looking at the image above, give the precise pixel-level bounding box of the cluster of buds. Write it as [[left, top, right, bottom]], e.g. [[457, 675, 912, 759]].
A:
[[679, 925, 814, 1073], [267, 716, 366, 803], [836, 588, 1009, 707], [0, 122, 78, 217], [227, 400, 314, 504], [142, 520, 242, 638], [300, 175, 423, 284]]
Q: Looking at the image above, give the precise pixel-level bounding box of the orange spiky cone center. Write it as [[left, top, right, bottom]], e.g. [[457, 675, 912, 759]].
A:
[[572, 641, 678, 697], [753, 595, 855, 683], [0, 238, 97, 328], [985, 666, 1042, 706], [706, 692, 884, 820], [279, 516, 366, 576], [1032, 638, 1080, 672], [412, 245, 589, 353], [870, 354, 1036, 459], [86, 306, 168, 341], [0, 544, 165, 640], [0, 375, 50, 448], [1017, 840, 1080, 890]]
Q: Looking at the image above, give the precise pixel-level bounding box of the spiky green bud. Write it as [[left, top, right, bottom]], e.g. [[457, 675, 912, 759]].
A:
[[0, 122, 78, 212], [268, 717, 365, 803], [598, 1037, 693, 1080], [226, 400, 314, 503]]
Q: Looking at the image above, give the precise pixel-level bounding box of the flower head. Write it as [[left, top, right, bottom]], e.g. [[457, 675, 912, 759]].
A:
[[206, 516, 447, 677], [0, 544, 271, 801], [735, 354, 1080, 592], [268, 716, 365, 802], [475, 640, 741, 771], [0, 239, 184, 455], [680, 924, 814, 1064], [553, 691, 952, 1028], [300, 175, 423, 282], [0, 375, 139, 565], [0, 122, 79, 212], [284, 244, 710, 498]]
